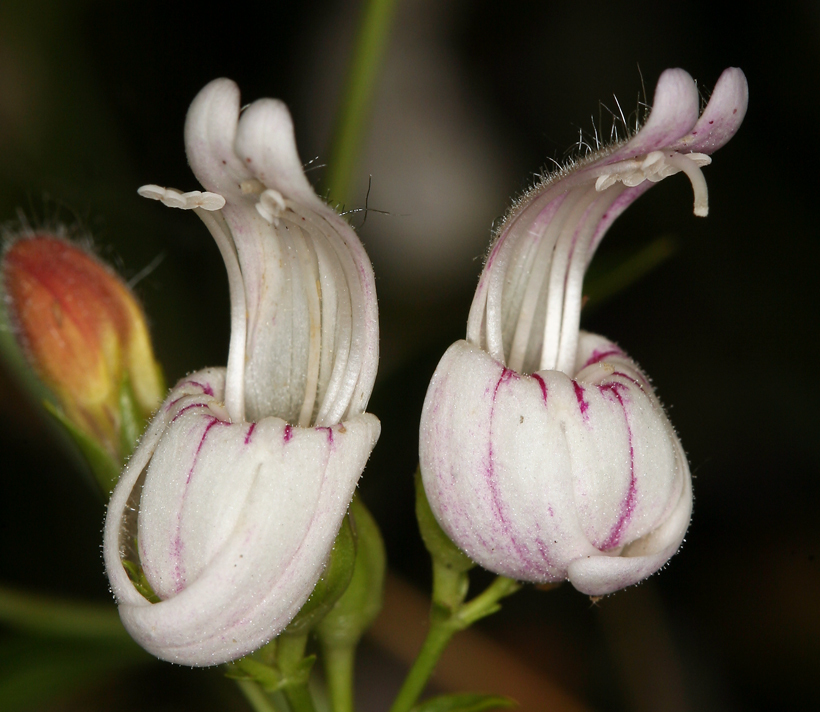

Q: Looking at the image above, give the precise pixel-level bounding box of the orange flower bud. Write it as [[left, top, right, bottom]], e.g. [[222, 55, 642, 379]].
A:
[[3, 234, 163, 460]]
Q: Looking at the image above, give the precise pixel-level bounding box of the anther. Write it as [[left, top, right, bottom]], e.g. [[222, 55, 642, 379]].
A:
[[256, 189, 287, 226], [592, 151, 712, 216], [137, 185, 225, 211]]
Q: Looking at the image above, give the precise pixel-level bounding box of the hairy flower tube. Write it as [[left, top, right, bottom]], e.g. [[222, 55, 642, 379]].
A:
[[2, 234, 163, 461], [103, 79, 380, 666], [420, 68, 748, 596]]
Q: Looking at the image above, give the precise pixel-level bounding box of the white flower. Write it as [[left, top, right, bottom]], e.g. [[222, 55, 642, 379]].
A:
[[104, 79, 380, 665], [419, 68, 747, 596]]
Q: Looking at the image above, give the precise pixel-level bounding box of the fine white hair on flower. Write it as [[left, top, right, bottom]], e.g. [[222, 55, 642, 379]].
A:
[[105, 79, 380, 666], [420, 67, 748, 597], [468, 67, 747, 377]]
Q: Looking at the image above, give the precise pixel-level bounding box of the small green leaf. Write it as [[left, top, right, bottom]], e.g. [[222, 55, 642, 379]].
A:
[[411, 693, 517, 712], [226, 653, 316, 692], [226, 656, 284, 689], [42, 400, 119, 494]]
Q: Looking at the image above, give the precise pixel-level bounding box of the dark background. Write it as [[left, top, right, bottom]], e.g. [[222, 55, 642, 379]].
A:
[[1, 1, 818, 710]]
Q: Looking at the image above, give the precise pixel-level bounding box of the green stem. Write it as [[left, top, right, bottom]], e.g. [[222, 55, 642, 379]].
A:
[[324, 0, 399, 206], [278, 634, 316, 712], [387, 576, 521, 712], [387, 608, 457, 712], [236, 679, 286, 712], [321, 643, 356, 712], [283, 684, 317, 712], [458, 576, 521, 627]]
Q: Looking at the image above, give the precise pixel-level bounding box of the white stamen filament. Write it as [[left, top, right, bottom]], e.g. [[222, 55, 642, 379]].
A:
[[256, 188, 287, 226], [593, 151, 711, 216], [138, 185, 225, 211]]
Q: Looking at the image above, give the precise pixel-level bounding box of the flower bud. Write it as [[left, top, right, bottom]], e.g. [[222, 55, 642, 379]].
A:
[[420, 68, 748, 596], [2, 234, 164, 464]]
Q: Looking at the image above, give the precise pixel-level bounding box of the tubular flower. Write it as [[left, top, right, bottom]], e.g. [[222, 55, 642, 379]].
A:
[[103, 79, 380, 666], [419, 68, 747, 596]]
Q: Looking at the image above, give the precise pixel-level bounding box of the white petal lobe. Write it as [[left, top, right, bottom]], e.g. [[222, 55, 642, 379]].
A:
[[105, 371, 379, 666]]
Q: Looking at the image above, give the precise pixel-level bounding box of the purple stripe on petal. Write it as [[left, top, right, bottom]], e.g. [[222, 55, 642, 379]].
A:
[[244, 422, 257, 444], [171, 402, 210, 422], [283, 424, 293, 443], [611, 370, 648, 392], [597, 382, 637, 551], [582, 347, 624, 369], [573, 382, 589, 418], [164, 396, 184, 412], [532, 373, 548, 405], [179, 380, 215, 397]]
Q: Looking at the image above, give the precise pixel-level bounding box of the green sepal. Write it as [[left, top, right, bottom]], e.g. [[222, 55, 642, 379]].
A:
[[411, 693, 517, 712], [415, 468, 475, 574], [316, 496, 386, 648], [118, 373, 147, 462], [42, 400, 120, 494], [283, 514, 357, 636], [121, 559, 160, 604], [226, 653, 316, 692]]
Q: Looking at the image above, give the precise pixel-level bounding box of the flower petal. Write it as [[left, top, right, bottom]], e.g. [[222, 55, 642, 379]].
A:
[[104, 369, 380, 666], [104, 371, 226, 608], [670, 67, 749, 154], [234, 98, 323, 210], [603, 68, 700, 163], [419, 336, 690, 588], [566, 449, 692, 596], [421, 340, 596, 582], [184, 78, 250, 199]]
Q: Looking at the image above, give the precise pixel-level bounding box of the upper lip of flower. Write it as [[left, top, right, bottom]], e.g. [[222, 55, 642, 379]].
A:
[[466, 67, 748, 377], [138, 78, 379, 429]]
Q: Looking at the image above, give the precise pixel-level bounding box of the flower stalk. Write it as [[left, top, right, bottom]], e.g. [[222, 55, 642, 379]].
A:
[[387, 573, 521, 712], [387, 471, 522, 712], [324, 0, 400, 205]]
